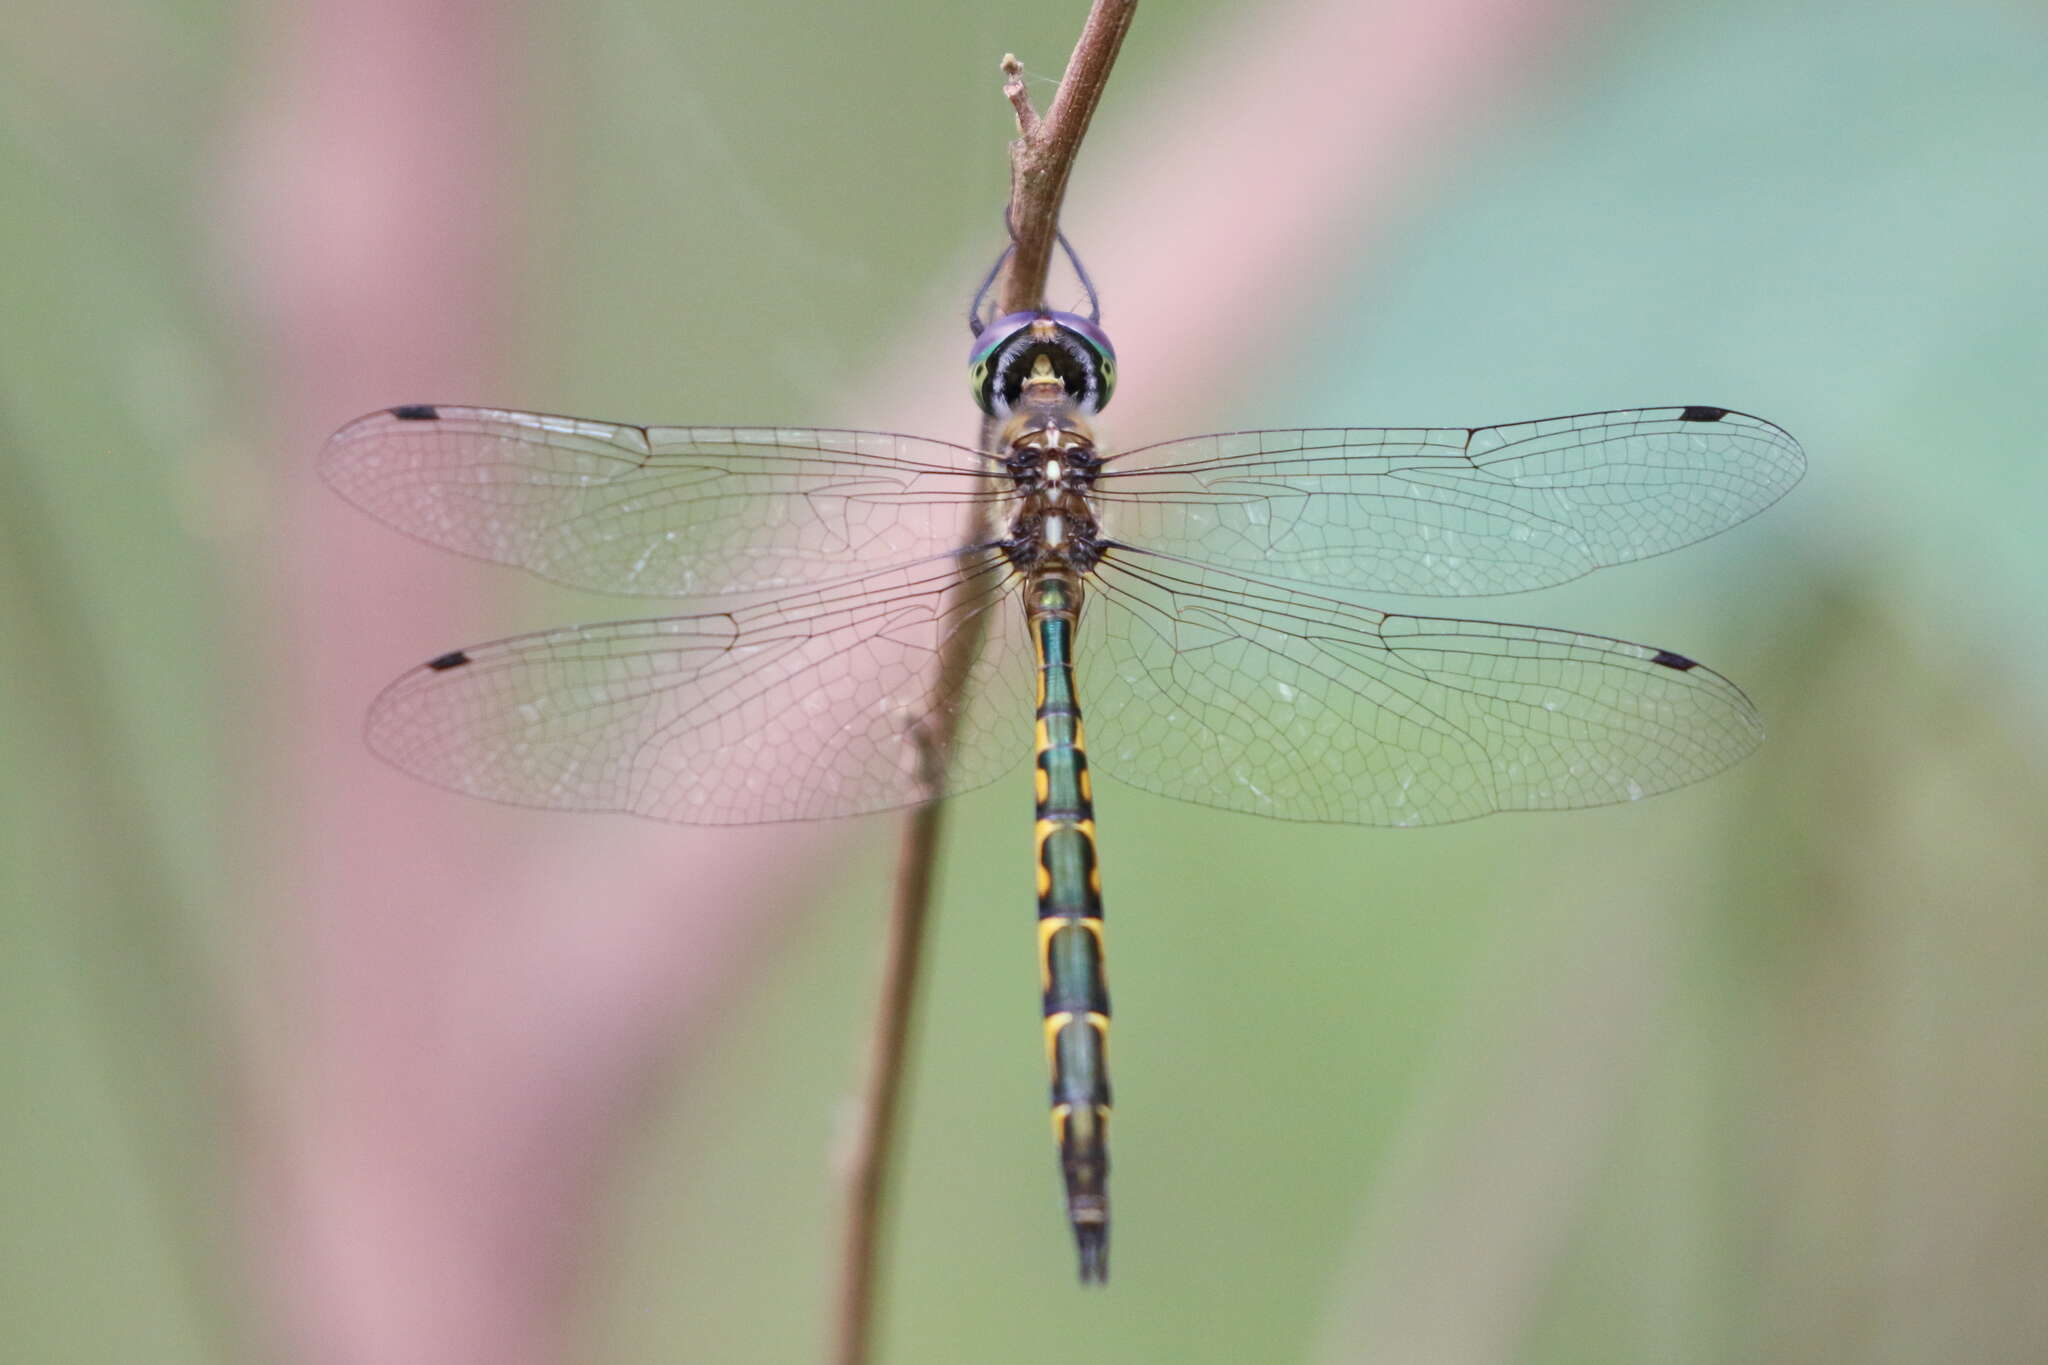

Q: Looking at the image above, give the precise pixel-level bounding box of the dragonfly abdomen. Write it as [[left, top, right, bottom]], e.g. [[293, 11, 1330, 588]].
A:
[[1030, 570, 1111, 1284]]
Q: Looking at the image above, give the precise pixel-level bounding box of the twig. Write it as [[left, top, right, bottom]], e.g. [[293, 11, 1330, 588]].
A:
[[998, 2, 1137, 315], [1002, 55, 1040, 140], [832, 6, 1136, 1363]]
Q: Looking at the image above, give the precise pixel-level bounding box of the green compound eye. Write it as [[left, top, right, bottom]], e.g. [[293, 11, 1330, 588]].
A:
[[969, 311, 1117, 416]]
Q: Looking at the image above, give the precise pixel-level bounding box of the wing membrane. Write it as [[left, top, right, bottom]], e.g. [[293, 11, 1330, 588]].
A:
[[365, 555, 1033, 824], [1079, 550, 1762, 826], [1098, 406, 1803, 597], [321, 405, 999, 598]]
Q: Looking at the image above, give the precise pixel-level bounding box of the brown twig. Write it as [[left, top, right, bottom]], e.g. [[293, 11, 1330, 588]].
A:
[[1002, 54, 1040, 140], [999, 3, 1137, 315], [832, 6, 1136, 1363]]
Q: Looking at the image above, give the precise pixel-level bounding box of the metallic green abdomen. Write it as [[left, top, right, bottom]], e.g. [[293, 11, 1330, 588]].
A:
[[1030, 571, 1111, 1283]]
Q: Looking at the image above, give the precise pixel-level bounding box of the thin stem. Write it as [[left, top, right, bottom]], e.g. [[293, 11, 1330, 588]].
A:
[[830, 648, 971, 1365], [832, 7, 1136, 1362], [832, 815, 931, 1359], [999, 1, 1138, 315]]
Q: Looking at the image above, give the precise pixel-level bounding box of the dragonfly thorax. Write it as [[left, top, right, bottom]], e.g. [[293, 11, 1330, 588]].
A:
[[999, 402, 1107, 576]]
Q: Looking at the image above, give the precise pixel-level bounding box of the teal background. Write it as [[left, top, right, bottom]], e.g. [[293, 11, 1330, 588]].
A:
[[6, 1, 2047, 1361]]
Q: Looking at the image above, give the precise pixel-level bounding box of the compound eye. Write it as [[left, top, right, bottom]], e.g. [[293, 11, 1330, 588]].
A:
[[969, 313, 1037, 416], [1051, 311, 1116, 412], [968, 310, 1118, 415]]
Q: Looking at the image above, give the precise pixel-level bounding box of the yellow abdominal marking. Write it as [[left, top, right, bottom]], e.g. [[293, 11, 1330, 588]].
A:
[[1051, 1102, 1071, 1144], [1043, 1011, 1074, 1067], [1042, 1008, 1111, 1069], [1078, 768, 1091, 802], [1037, 915, 1105, 991], [1035, 818, 1097, 860], [1035, 766, 1050, 803]]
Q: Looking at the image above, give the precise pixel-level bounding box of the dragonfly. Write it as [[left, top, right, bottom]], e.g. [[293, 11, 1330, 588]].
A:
[[320, 257, 1803, 1284]]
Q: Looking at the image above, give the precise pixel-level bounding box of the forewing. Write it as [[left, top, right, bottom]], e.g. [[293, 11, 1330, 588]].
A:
[[1079, 552, 1763, 826], [320, 405, 998, 598], [1098, 406, 1804, 596], [365, 556, 1034, 824]]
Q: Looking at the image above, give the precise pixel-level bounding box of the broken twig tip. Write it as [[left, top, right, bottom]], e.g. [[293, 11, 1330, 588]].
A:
[[1003, 53, 1039, 137]]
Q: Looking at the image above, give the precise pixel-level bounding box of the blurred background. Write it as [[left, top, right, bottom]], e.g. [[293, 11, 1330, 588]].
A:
[[5, 0, 2046, 1361]]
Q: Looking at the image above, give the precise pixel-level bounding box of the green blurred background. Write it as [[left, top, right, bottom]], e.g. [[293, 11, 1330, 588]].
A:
[[5, 1, 2046, 1361]]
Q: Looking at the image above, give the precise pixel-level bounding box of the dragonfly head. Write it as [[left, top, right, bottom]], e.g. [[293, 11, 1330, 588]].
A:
[[970, 311, 1116, 417]]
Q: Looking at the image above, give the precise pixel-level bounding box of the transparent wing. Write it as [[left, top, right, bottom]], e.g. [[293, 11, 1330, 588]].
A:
[[1097, 406, 1804, 597], [1080, 550, 1763, 826], [365, 555, 1035, 824], [320, 405, 1000, 598]]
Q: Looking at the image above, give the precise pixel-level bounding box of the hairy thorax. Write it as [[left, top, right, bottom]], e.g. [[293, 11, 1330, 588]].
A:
[[998, 389, 1108, 579]]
